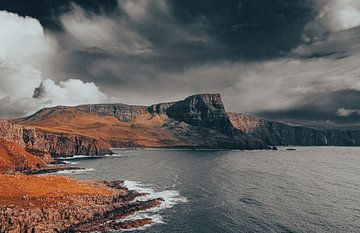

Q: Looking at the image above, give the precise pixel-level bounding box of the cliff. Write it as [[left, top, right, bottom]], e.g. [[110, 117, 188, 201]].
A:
[[77, 103, 147, 122], [8, 93, 360, 158], [0, 176, 163, 232], [4, 93, 360, 158], [14, 94, 268, 153], [149, 94, 235, 134], [0, 119, 112, 158], [228, 112, 360, 146]]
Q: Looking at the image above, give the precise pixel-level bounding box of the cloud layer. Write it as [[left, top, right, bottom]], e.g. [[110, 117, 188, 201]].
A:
[[1, 1, 360, 125], [0, 11, 110, 118]]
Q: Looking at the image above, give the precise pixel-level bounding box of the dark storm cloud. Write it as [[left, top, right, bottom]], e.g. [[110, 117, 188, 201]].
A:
[[0, 0, 318, 89], [0, 0, 118, 30], [169, 0, 316, 59], [41, 0, 319, 98], [258, 90, 360, 125], [0, 0, 316, 60], [2, 0, 360, 126]]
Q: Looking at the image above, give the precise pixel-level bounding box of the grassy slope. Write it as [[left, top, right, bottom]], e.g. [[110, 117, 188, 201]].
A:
[[0, 175, 112, 207], [0, 138, 46, 173], [17, 107, 185, 148]]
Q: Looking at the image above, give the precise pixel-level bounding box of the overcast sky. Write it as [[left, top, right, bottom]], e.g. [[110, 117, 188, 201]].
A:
[[1, 0, 360, 125]]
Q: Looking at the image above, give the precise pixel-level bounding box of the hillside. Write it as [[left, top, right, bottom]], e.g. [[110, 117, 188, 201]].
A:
[[14, 94, 268, 154], [6, 93, 360, 160], [0, 138, 45, 174]]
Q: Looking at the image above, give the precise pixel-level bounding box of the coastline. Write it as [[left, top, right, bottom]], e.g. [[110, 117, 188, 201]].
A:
[[0, 176, 164, 232]]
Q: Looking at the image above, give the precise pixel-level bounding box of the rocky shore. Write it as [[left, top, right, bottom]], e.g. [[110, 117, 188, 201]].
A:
[[0, 178, 164, 232]]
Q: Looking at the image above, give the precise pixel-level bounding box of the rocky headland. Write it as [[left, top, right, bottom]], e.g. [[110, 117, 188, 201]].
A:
[[0, 119, 112, 158], [228, 112, 360, 146], [1, 93, 359, 161], [9, 93, 360, 158], [2, 93, 360, 232], [0, 134, 165, 232], [12, 94, 269, 158], [0, 176, 164, 232]]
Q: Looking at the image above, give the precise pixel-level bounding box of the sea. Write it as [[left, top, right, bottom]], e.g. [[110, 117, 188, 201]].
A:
[[55, 147, 360, 233]]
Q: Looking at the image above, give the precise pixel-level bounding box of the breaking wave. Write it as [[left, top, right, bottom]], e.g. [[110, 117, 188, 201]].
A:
[[122, 180, 188, 230], [55, 168, 96, 175]]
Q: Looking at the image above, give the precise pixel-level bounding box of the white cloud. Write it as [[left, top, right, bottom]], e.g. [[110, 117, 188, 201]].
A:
[[0, 11, 56, 65], [336, 108, 360, 117], [0, 78, 111, 118], [0, 11, 51, 102], [317, 0, 360, 32], [35, 79, 109, 106], [0, 11, 111, 118]]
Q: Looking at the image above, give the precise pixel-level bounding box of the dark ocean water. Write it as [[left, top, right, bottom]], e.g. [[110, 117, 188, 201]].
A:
[[57, 147, 360, 233]]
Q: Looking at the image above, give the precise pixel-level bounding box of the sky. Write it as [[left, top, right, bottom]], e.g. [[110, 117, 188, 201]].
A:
[[1, 0, 360, 125]]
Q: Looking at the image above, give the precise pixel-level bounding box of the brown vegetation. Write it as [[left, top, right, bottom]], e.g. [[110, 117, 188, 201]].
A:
[[0, 175, 112, 207], [0, 139, 45, 174], [16, 107, 185, 148]]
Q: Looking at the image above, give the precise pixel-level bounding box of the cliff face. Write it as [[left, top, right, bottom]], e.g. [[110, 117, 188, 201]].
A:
[[77, 104, 147, 122], [146, 94, 267, 149], [149, 94, 236, 135], [79, 94, 234, 134], [7, 93, 360, 157], [0, 120, 24, 147], [24, 130, 113, 157], [0, 119, 112, 158], [14, 94, 269, 152], [228, 112, 360, 146]]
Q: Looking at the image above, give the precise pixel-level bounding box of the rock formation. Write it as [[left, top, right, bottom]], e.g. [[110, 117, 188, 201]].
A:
[[228, 112, 360, 146], [13, 94, 269, 155], [0, 176, 163, 232], [0, 119, 112, 158], [4, 93, 360, 160]]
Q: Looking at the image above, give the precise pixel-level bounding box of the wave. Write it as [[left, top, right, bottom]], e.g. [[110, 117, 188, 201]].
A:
[[54, 168, 96, 175], [104, 153, 133, 158], [116, 212, 165, 232], [122, 180, 188, 230], [57, 153, 134, 160], [112, 148, 232, 151], [62, 161, 79, 165], [55, 155, 103, 160]]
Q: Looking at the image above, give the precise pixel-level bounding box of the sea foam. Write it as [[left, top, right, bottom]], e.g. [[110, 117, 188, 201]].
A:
[[122, 180, 188, 230], [55, 168, 96, 175]]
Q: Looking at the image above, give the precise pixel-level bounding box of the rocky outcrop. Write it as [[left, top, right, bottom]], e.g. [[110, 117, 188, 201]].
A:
[[7, 92, 360, 156], [24, 130, 112, 157], [14, 94, 269, 151], [228, 112, 360, 146], [77, 104, 147, 122], [0, 120, 24, 147], [77, 94, 239, 135], [0, 119, 112, 158], [0, 177, 163, 232], [149, 94, 236, 135], [146, 94, 268, 149]]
